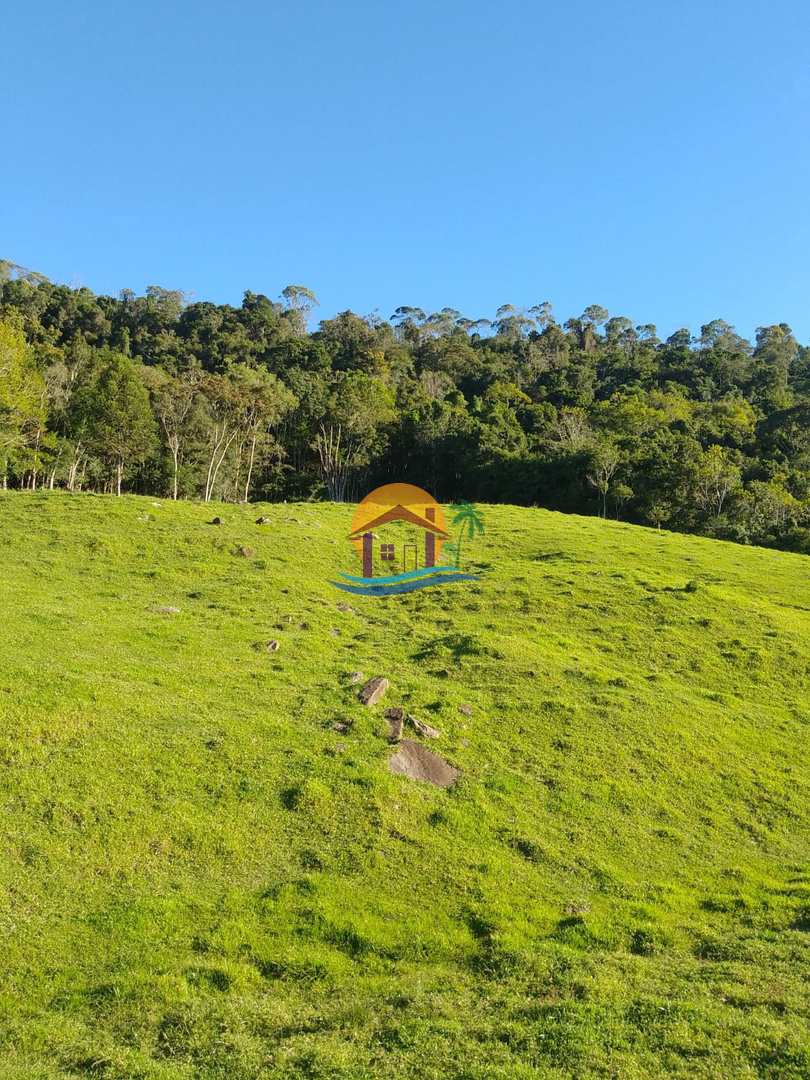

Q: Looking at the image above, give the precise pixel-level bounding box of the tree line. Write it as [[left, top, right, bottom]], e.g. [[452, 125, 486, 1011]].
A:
[[1, 258, 809, 554]]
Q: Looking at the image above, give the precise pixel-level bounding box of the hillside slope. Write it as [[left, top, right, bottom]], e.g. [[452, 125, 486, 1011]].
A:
[[0, 492, 808, 1079]]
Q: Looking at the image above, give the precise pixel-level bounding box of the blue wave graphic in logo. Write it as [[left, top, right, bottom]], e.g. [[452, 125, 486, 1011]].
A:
[[337, 565, 469, 585], [331, 566, 479, 596]]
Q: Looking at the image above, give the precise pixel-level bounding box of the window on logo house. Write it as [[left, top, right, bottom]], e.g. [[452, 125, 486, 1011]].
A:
[[380, 544, 395, 561]]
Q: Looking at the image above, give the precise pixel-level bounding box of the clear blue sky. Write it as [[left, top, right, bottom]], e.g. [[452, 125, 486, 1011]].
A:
[[4, 1, 810, 341]]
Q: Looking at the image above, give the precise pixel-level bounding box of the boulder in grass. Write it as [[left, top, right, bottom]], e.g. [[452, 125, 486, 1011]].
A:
[[209, 517, 222, 525], [389, 740, 459, 788], [152, 605, 181, 615], [359, 676, 389, 706], [385, 707, 405, 742], [348, 671, 365, 685], [256, 516, 271, 525], [266, 639, 281, 652], [408, 715, 440, 739], [458, 704, 473, 717], [236, 546, 255, 559]]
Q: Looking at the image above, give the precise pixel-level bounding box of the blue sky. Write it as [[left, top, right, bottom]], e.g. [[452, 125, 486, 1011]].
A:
[[4, 0, 810, 341]]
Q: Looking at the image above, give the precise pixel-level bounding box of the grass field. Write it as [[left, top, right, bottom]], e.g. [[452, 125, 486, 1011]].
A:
[[0, 491, 808, 1079]]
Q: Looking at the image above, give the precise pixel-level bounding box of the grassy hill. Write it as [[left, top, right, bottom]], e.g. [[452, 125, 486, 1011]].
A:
[[0, 491, 808, 1080]]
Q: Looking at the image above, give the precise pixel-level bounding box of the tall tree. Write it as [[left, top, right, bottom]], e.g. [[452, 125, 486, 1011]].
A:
[[281, 285, 319, 336], [691, 445, 742, 517], [229, 364, 297, 502], [587, 440, 621, 518], [73, 351, 157, 495], [315, 373, 395, 501], [0, 320, 47, 488], [200, 373, 241, 503], [142, 365, 204, 500]]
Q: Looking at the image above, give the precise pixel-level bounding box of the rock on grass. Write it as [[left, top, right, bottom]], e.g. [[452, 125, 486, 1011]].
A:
[[359, 677, 389, 706], [385, 707, 405, 742], [388, 739, 459, 788], [408, 715, 440, 739]]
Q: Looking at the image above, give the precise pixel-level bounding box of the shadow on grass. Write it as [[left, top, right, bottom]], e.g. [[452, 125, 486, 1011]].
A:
[[413, 633, 485, 662]]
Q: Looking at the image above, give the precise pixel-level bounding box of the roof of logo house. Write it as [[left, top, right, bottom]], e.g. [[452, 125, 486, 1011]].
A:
[[348, 483, 449, 553], [331, 482, 481, 597]]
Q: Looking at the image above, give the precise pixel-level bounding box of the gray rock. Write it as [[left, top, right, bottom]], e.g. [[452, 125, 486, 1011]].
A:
[[266, 639, 281, 652], [408, 715, 440, 739], [348, 671, 365, 684], [152, 605, 181, 615], [385, 707, 405, 742], [388, 740, 460, 788], [458, 704, 473, 716], [359, 676, 389, 706]]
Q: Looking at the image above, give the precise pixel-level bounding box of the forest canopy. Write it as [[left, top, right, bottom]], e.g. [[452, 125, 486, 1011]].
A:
[[1, 258, 809, 555]]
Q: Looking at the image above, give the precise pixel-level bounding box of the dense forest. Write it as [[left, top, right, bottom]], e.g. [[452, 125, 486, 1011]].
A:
[[1, 258, 809, 554]]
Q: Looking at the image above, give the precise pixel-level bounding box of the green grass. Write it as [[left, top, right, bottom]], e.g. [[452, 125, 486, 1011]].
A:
[[0, 490, 808, 1079]]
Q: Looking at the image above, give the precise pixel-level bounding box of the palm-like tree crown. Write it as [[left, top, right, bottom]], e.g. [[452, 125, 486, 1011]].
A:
[[448, 502, 485, 569], [450, 501, 485, 539]]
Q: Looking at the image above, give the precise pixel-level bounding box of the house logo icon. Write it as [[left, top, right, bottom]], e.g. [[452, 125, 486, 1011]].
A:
[[331, 483, 482, 597]]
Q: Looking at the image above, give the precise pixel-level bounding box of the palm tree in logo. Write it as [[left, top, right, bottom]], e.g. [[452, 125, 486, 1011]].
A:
[[449, 502, 485, 569]]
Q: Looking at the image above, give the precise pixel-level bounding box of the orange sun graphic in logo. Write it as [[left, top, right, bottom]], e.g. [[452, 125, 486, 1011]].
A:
[[330, 482, 484, 596], [349, 483, 449, 566]]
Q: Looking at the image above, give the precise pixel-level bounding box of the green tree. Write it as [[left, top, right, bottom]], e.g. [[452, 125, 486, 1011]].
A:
[[587, 440, 621, 518], [229, 364, 297, 502], [741, 479, 801, 541], [281, 285, 319, 336], [691, 445, 742, 517], [0, 319, 47, 488], [74, 351, 157, 495], [141, 365, 204, 500], [315, 373, 395, 501], [199, 373, 241, 503], [750, 323, 797, 409], [492, 304, 534, 341]]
